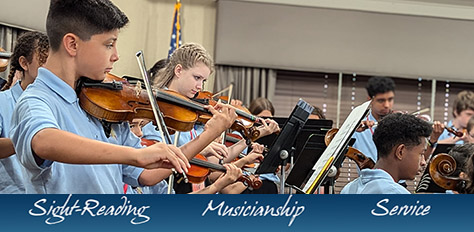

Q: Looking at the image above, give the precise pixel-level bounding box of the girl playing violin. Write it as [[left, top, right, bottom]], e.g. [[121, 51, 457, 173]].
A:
[[144, 43, 270, 193], [0, 31, 49, 193]]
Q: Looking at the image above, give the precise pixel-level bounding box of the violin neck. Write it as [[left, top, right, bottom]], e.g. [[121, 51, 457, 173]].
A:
[[190, 158, 227, 172], [156, 90, 209, 114]]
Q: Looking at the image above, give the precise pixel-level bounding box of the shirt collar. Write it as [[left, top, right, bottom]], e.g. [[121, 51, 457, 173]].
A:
[[360, 168, 395, 184], [10, 81, 23, 103], [36, 67, 78, 104]]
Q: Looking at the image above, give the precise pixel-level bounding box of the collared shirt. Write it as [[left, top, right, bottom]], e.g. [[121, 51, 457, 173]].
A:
[[0, 82, 26, 193], [142, 122, 203, 146], [438, 120, 464, 145], [9, 68, 143, 194], [340, 169, 410, 194]]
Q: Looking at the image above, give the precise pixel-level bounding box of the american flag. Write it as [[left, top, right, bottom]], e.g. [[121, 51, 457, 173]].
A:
[[168, 0, 182, 57]]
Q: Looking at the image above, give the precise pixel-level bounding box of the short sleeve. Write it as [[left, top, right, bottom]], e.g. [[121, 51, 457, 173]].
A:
[[9, 95, 59, 171]]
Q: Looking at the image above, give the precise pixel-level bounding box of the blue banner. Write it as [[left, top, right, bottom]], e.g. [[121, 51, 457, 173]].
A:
[[0, 194, 470, 231]]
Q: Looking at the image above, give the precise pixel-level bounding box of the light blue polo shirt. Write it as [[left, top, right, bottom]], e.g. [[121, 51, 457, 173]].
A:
[[0, 82, 26, 193], [142, 121, 203, 146], [9, 68, 143, 194], [352, 110, 378, 162], [340, 169, 410, 194]]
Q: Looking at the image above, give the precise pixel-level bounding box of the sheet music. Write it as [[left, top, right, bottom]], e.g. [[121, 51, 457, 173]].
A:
[[302, 101, 371, 193]]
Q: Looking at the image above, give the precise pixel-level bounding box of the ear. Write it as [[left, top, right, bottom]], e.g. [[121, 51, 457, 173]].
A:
[[174, 64, 183, 78], [18, 56, 29, 71], [63, 33, 79, 57], [394, 144, 405, 161], [367, 96, 372, 101]]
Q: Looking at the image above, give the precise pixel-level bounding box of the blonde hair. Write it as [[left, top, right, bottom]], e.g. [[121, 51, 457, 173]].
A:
[[154, 43, 213, 89]]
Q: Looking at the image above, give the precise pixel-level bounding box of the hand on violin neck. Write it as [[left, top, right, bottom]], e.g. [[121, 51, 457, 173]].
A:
[[229, 99, 243, 107], [201, 142, 229, 160], [256, 118, 280, 138], [235, 152, 264, 168], [213, 163, 243, 191], [204, 103, 238, 133], [250, 142, 265, 154], [136, 143, 190, 173], [356, 120, 376, 132], [429, 121, 444, 142]]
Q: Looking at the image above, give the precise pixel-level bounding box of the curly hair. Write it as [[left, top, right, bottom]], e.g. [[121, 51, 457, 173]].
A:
[[373, 113, 432, 159], [1, 31, 49, 91], [154, 43, 213, 89], [366, 76, 396, 98], [464, 153, 474, 194]]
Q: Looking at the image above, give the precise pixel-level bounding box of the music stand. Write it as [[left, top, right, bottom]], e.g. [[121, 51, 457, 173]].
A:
[[415, 144, 457, 193], [255, 99, 314, 194], [301, 101, 371, 194]]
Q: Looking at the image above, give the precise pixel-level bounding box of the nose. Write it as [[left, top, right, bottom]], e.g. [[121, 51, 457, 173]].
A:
[[111, 47, 119, 62], [419, 154, 427, 167], [196, 81, 203, 91]]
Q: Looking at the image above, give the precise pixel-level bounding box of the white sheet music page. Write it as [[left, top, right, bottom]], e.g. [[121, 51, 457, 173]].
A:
[[302, 100, 371, 193]]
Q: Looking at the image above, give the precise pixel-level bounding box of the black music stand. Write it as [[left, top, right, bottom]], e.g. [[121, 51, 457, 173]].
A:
[[255, 99, 314, 194], [415, 144, 457, 193]]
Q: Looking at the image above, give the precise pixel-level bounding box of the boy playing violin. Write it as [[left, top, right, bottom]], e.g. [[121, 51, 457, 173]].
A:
[[9, 0, 236, 194]]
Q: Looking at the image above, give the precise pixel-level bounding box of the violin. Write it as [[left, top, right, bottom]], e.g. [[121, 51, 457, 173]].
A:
[[78, 73, 259, 141], [0, 47, 11, 72], [324, 128, 375, 170], [428, 153, 464, 191], [193, 91, 261, 142], [389, 110, 465, 138], [186, 154, 262, 190], [139, 123, 262, 188]]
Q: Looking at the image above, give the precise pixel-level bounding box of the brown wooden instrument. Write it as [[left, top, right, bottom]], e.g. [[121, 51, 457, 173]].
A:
[[324, 128, 375, 170], [78, 73, 259, 141], [428, 153, 463, 191]]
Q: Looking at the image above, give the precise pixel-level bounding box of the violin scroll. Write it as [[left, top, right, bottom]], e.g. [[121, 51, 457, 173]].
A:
[[428, 153, 463, 191]]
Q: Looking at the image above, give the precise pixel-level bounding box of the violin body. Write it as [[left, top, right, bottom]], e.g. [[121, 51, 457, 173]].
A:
[[324, 128, 375, 170], [79, 74, 201, 132]]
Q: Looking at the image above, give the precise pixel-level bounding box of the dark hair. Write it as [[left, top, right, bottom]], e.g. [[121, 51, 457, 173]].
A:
[[448, 144, 474, 177], [465, 154, 474, 194], [46, 0, 129, 51], [452, 91, 474, 118], [373, 113, 432, 159], [248, 97, 275, 116], [148, 58, 168, 82], [311, 106, 325, 119], [1, 31, 49, 91], [366, 76, 396, 98]]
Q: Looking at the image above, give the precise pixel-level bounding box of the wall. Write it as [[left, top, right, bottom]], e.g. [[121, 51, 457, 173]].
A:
[[111, 0, 217, 90]]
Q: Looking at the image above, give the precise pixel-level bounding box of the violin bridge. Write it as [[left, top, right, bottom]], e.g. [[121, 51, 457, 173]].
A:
[[134, 81, 143, 98]]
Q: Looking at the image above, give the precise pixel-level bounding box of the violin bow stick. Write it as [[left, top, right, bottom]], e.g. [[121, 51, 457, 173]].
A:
[[135, 51, 188, 188]]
